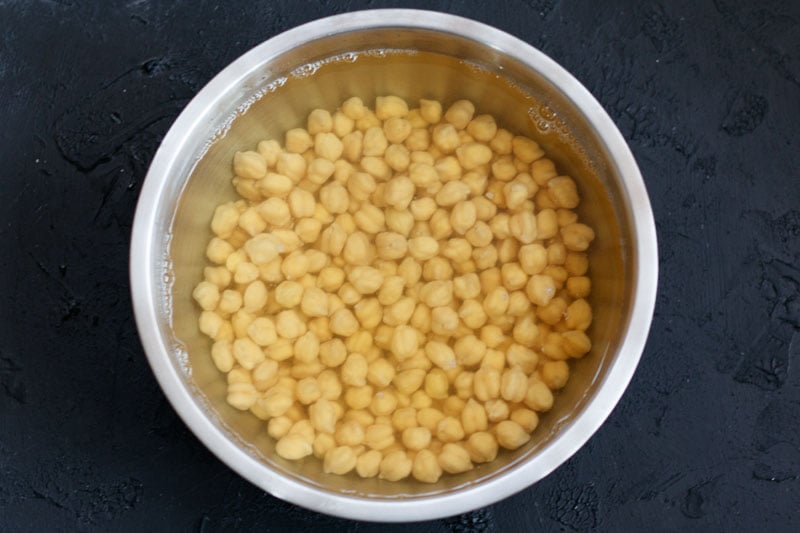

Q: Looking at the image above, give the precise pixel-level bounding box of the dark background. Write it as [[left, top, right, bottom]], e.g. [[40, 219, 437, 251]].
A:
[[1, 0, 798, 531]]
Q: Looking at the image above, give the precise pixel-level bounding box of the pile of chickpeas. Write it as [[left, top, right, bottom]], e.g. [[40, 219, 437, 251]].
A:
[[192, 95, 595, 483]]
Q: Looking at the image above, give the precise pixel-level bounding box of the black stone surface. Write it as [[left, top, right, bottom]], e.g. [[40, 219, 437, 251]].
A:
[[1, 0, 798, 531]]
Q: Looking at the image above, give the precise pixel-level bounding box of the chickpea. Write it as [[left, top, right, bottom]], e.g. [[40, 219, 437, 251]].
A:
[[501, 366, 528, 403], [509, 408, 539, 434], [444, 99, 475, 129], [410, 303, 432, 334], [276, 433, 313, 461], [525, 380, 554, 411], [505, 344, 537, 374], [562, 330, 592, 358], [431, 307, 459, 336], [323, 446, 357, 475], [267, 338, 295, 362], [509, 211, 538, 244], [255, 139, 281, 166], [335, 419, 365, 446], [461, 398, 489, 434], [483, 399, 508, 424], [565, 298, 593, 331], [393, 369, 426, 396], [341, 96, 367, 119], [467, 114, 497, 141], [541, 360, 570, 389], [276, 310, 306, 339], [313, 132, 343, 161], [233, 150, 267, 180], [294, 375, 321, 405], [432, 123, 460, 153], [345, 385, 373, 410], [226, 383, 258, 411], [379, 450, 413, 481], [465, 221, 493, 247], [285, 128, 314, 153], [356, 111, 381, 131], [483, 287, 510, 318], [317, 369, 342, 400], [495, 420, 531, 450], [370, 389, 398, 417], [332, 110, 354, 137], [339, 352, 367, 386], [425, 341, 457, 370], [382, 117, 411, 144], [363, 126, 388, 156], [385, 143, 411, 172], [204, 265, 232, 289], [365, 423, 395, 451], [384, 296, 415, 326], [511, 314, 538, 347], [454, 142, 491, 171], [491, 155, 517, 182], [211, 340, 235, 373], [561, 223, 595, 252], [450, 336, 485, 369], [312, 432, 336, 460], [436, 416, 465, 443], [246, 234, 284, 267], [422, 257, 453, 281], [252, 359, 280, 392], [267, 416, 293, 440], [526, 274, 556, 307], [355, 449, 382, 478], [400, 426, 430, 451], [435, 443, 471, 475], [234, 262, 259, 286], [443, 395, 466, 419], [192, 281, 220, 312], [247, 317, 277, 347], [232, 337, 265, 370], [411, 449, 442, 483], [391, 325, 420, 360], [329, 308, 359, 337], [375, 95, 409, 119], [364, 358, 394, 389], [277, 153, 307, 182], [474, 367, 501, 402], [466, 432, 499, 464], [420, 367, 448, 401], [535, 297, 565, 327]]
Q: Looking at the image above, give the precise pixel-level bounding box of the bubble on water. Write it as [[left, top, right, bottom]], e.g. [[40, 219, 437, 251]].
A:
[[289, 51, 363, 80], [528, 101, 596, 172], [291, 62, 321, 79], [460, 58, 488, 74], [159, 229, 191, 375], [196, 76, 288, 160], [362, 48, 416, 58]]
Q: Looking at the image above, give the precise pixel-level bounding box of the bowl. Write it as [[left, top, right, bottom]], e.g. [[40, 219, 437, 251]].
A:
[[130, 9, 657, 522]]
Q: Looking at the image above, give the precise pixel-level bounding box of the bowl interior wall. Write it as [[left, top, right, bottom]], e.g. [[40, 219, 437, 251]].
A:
[[161, 28, 630, 498]]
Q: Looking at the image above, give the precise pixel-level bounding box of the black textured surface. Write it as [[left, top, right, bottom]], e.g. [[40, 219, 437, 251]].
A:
[[1, 0, 798, 531]]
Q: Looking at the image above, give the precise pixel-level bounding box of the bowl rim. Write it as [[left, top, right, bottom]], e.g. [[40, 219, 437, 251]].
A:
[[130, 8, 658, 522]]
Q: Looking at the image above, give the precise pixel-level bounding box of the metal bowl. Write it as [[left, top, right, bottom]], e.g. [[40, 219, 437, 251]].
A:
[[130, 9, 657, 522]]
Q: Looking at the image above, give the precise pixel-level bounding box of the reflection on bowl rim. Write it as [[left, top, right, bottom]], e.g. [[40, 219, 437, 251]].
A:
[[130, 9, 658, 522]]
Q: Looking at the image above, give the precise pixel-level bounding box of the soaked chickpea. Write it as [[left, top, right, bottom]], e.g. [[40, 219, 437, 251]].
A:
[[193, 95, 596, 481]]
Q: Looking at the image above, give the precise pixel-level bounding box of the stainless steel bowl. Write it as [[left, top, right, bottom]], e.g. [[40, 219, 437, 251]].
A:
[[130, 9, 657, 522]]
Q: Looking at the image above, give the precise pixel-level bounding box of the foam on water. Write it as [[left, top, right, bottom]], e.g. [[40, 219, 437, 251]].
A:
[[196, 76, 288, 161], [158, 229, 191, 374]]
